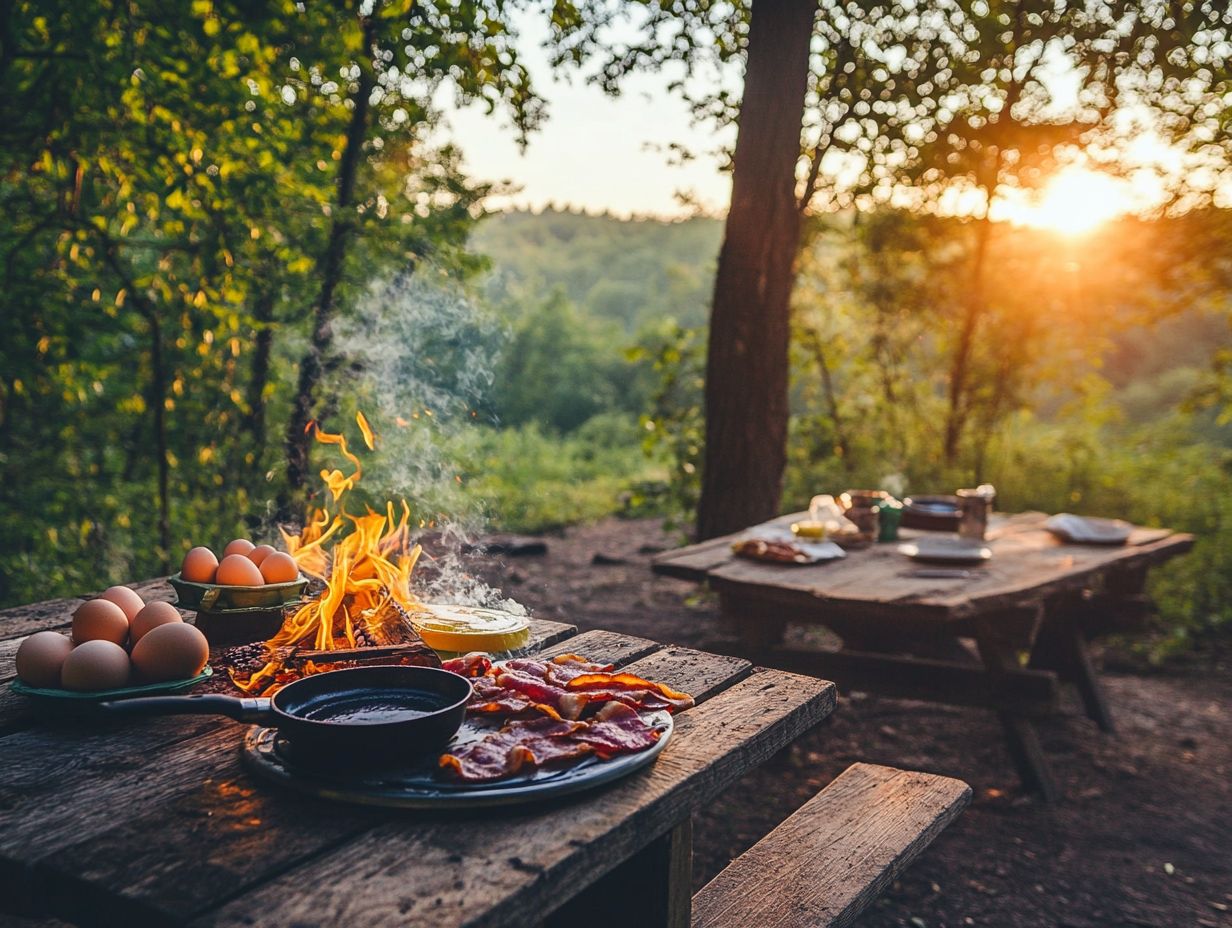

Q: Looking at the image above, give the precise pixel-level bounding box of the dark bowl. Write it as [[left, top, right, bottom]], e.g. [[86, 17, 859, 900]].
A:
[[901, 495, 962, 531], [169, 572, 309, 610]]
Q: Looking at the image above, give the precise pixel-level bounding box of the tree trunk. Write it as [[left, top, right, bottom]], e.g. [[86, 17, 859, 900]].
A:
[[244, 288, 275, 458], [942, 190, 996, 464], [283, 14, 376, 507], [147, 309, 172, 568], [696, 0, 816, 540]]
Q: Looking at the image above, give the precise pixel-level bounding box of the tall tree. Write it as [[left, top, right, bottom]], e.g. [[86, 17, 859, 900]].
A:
[[695, 0, 816, 538]]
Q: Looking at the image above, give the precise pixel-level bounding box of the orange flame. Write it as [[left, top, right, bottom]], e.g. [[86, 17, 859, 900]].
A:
[[232, 412, 423, 694]]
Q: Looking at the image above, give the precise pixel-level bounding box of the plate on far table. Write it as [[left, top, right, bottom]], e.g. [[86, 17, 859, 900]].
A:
[[899, 537, 992, 565], [732, 527, 845, 565], [1044, 513, 1132, 546]]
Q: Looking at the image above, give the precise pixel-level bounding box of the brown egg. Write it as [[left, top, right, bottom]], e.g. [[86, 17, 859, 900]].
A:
[[181, 546, 219, 583], [248, 544, 277, 566], [16, 631, 76, 688], [130, 601, 183, 644], [61, 640, 131, 691], [72, 599, 130, 646], [215, 554, 265, 586], [131, 622, 209, 682], [99, 585, 145, 622], [259, 551, 299, 584], [223, 538, 256, 558]]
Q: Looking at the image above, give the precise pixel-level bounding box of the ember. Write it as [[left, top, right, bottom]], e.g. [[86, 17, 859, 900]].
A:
[[230, 412, 439, 695]]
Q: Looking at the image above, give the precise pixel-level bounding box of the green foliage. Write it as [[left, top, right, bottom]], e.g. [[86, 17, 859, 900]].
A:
[[0, 0, 578, 605], [453, 419, 663, 533], [491, 290, 633, 433], [626, 321, 706, 532], [473, 209, 723, 332]]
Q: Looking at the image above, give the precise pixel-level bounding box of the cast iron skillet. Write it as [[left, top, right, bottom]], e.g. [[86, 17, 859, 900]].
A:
[[100, 665, 472, 765]]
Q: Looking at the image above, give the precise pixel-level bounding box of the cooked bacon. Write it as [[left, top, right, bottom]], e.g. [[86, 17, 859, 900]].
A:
[[466, 675, 560, 720], [439, 718, 590, 782], [564, 672, 695, 713], [495, 668, 590, 720], [573, 702, 664, 759], [442, 653, 492, 678], [543, 655, 614, 687]]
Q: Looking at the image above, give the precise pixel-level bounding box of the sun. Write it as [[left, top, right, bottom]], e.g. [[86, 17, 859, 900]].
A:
[[1008, 168, 1133, 235]]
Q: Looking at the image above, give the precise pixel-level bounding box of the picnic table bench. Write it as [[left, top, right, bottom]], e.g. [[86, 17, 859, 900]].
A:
[[653, 510, 1193, 799], [0, 579, 969, 928]]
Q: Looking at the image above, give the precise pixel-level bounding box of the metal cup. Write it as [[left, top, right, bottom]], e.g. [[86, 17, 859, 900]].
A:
[[956, 485, 995, 540]]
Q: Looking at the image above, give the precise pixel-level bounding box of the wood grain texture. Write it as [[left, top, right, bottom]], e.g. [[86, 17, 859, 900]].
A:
[[655, 511, 1193, 624], [523, 618, 578, 651], [192, 669, 836, 928], [691, 763, 971, 928], [533, 628, 658, 665]]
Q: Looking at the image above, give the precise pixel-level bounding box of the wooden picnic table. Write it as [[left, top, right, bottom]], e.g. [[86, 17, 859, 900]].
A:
[[653, 510, 1194, 799], [0, 578, 835, 928]]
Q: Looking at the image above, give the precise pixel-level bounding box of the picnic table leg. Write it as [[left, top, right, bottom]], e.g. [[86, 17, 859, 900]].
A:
[[1029, 608, 1116, 734], [543, 818, 692, 928], [975, 630, 1060, 801]]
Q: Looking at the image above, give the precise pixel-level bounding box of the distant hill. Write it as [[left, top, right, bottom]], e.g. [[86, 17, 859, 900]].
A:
[[472, 208, 723, 332]]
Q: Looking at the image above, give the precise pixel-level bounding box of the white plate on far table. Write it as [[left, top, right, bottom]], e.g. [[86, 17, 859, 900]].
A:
[[1044, 513, 1132, 545], [898, 537, 992, 565]]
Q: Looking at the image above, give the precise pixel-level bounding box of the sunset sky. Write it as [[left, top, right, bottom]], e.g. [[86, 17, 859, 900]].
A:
[[446, 16, 1214, 232]]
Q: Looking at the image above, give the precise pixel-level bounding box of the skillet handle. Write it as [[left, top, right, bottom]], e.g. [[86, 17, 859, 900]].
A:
[[98, 694, 271, 722]]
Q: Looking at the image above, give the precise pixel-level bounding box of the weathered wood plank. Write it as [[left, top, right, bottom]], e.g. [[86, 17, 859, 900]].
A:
[[190, 668, 836, 928], [0, 716, 233, 911], [619, 646, 752, 705], [524, 618, 578, 651], [533, 628, 658, 665], [21, 632, 660, 926], [691, 763, 971, 928]]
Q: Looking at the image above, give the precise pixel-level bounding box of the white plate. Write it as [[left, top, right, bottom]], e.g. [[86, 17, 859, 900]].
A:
[[1044, 513, 1131, 545], [899, 538, 992, 565], [736, 526, 846, 564]]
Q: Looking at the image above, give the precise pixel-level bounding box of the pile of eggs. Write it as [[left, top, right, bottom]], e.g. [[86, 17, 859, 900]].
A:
[[181, 539, 299, 586], [16, 586, 210, 692]]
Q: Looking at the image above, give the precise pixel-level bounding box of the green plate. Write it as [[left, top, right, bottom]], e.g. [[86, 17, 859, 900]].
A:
[[169, 572, 309, 610], [11, 667, 213, 701]]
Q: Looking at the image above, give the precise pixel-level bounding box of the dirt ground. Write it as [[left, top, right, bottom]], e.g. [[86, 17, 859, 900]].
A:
[[476, 517, 1232, 928]]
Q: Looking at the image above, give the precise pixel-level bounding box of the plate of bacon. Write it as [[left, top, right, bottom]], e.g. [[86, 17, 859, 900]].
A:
[[240, 653, 691, 809]]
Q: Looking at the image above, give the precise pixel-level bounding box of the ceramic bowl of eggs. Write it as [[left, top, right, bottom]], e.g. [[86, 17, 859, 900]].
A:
[[13, 586, 212, 698], [168, 539, 309, 610]]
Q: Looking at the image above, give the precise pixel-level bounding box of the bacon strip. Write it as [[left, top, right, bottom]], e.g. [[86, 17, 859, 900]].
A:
[[572, 702, 663, 759], [439, 707, 665, 781], [439, 718, 590, 782], [442, 653, 492, 678], [565, 672, 695, 712], [439, 655, 690, 781]]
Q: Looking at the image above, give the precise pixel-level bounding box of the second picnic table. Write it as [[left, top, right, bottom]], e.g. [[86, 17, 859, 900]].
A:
[[653, 510, 1193, 799]]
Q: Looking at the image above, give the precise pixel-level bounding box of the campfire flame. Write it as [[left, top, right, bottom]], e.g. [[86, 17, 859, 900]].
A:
[[232, 412, 425, 694]]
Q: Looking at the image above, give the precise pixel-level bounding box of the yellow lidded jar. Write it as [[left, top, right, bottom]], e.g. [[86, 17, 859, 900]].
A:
[[410, 604, 531, 657]]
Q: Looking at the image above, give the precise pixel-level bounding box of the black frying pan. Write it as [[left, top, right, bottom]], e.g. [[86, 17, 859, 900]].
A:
[[100, 665, 472, 764]]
